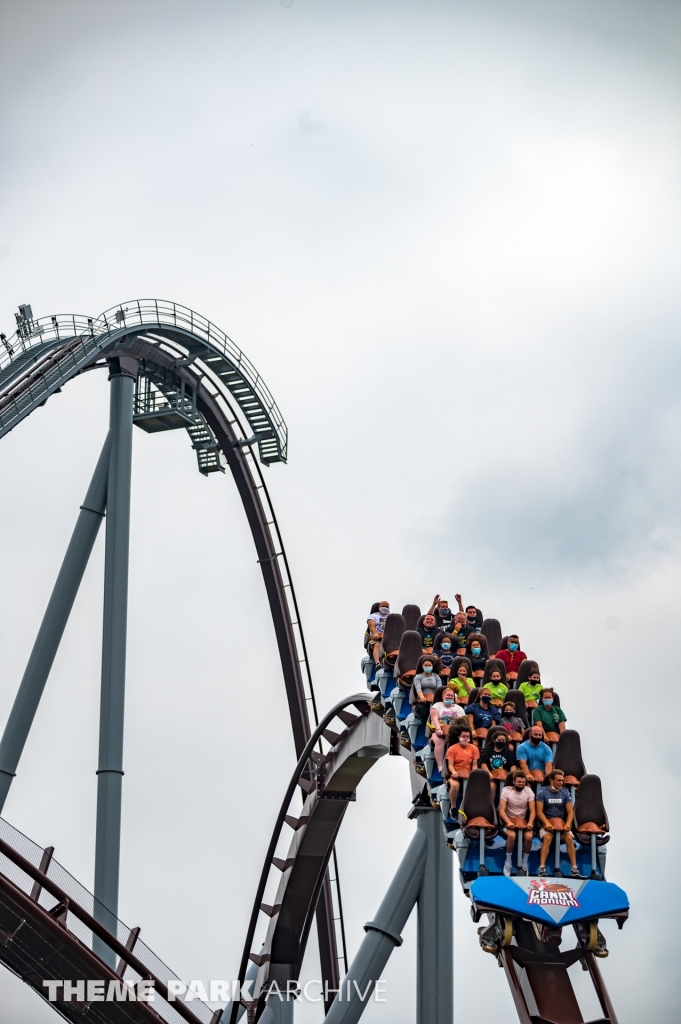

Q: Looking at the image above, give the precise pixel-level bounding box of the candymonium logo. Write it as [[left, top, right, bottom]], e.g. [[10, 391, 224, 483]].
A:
[[527, 880, 580, 908]]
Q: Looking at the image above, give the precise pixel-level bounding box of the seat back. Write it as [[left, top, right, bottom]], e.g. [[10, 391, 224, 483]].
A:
[[401, 604, 421, 631], [480, 617, 502, 656], [551, 689, 561, 708], [515, 659, 540, 686], [382, 613, 406, 656], [504, 688, 529, 726], [468, 687, 480, 705], [553, 730, 586, 782], [395, 630, 423, 677], [460, 769, 496, 825], [574, 774, 609, 832]]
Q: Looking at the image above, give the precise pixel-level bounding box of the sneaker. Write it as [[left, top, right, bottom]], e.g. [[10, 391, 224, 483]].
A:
[[570, 866, 583, 879], [503, 863, 512, 877], [538, 866, 547, 876], [516, 867, 527, 876]]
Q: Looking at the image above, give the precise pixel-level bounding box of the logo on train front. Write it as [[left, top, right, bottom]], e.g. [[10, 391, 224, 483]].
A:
[[527, 879, 580, 909]]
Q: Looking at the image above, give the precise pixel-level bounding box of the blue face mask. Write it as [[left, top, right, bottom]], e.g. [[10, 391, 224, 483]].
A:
[[543, 699, 553, 706], [471, 646, 481, 655], [443, 698, 454, 706], [423, 665, 433, 674], [509, 642, 519, 651], [441, 642, 451, 651]]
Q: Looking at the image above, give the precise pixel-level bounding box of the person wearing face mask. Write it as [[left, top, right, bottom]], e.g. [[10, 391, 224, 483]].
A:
[[481, 659, 508, 707], [463, 602, 483, 631], [499, 771, 536, 876], [444, 726, 479, 806], [427, 595, 455, 632], [494, 635, 527, 680], [516, 725, 554, 782], [418, 614, 439, 653], [465, 633, 488, 679], [531, 689, 567, 743], [518, 669, 543, 710], [464, 686, 501, 744], [428, 687, 465, 770], [479, 727, 517, 797], [450, 661, 475, 706], [410, 655, 440, 723], [367, 600, 391, 665], [434, 635, 456, 678], [500, 701, 526, 742]]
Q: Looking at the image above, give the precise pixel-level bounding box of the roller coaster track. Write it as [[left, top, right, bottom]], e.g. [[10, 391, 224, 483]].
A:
[[0, 299, 626, 1024], [0, 300, 348, 1020]]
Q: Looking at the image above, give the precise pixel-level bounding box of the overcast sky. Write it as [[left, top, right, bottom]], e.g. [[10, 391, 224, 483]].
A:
[[1, 1, 680, 1021]]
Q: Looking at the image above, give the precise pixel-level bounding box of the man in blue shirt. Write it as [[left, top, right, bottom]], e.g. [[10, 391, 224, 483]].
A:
[[465, 687, 501, 742], [536, 769, 582, 878], [516, 725, 553, 781]]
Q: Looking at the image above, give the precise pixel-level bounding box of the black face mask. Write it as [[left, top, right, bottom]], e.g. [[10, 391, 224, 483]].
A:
[[530, 736, 541, 745], [480, 697, 489, 704], [494, 741, 504, 748], [503, 711, 514, 718]]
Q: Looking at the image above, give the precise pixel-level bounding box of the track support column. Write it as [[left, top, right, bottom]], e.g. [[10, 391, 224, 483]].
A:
[[323, 828, 427, 1024], [0, 432, 112, 813], [416, 810, 453, 1024], [94, 357, 136, 939]]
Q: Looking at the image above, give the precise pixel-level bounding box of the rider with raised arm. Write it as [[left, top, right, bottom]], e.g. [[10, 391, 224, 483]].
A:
[[427, 595, 454, 632]]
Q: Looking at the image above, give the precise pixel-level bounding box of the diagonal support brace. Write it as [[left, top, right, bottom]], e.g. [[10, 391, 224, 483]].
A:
[[323, 828, 427, 1024], [0, 432, 112, 813]]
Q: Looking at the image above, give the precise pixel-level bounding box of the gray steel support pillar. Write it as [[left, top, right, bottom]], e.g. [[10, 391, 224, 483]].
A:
[[94, 361, 136, 944], [264, 994, 294, 1024], [323, 828, 427, 1024], [416, 810, 453, 1024], [0, 432, 112, 813]]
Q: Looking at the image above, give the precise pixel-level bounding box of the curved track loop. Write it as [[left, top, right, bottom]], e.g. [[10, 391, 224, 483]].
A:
[[232, 697, 390, 1023]]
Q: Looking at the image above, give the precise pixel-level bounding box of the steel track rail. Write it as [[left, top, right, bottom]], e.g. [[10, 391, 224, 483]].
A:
[[0, 306, 345, 1014]]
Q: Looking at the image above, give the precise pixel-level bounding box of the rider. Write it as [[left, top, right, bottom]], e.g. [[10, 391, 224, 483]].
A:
[[418, 614, 439, 654], [516, 725, 554, 781], [429, 687, 465, 770], [444, 725, 479, 806], [410, 655, 440, 723], [494, 634, 526, 681], [428, 595, 454, 633], [479, 727, 516, 797], [499, 771, 536, 876], [518, 666, 543, 710], [536, 769, 582, 878], [366, 600, 390, 665], [500, 700, 526, 741], [531, 689, 567, 742], [465, 686, 501, 744], [466, 634, 488, 679], [449, 660, 475, 706]]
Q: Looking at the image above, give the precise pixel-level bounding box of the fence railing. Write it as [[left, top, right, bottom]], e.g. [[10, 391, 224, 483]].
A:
[[0, 300, 287, 463], [0, 817, 215, 1024]]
